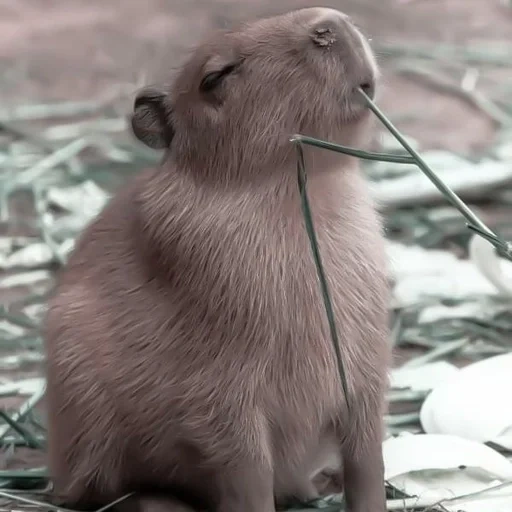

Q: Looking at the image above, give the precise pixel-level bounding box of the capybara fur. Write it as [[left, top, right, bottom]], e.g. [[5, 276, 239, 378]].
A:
[[43, 7, 391, 512]]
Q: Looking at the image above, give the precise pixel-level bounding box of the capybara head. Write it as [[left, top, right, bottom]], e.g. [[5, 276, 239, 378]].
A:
[[131, 7, 378, 177]]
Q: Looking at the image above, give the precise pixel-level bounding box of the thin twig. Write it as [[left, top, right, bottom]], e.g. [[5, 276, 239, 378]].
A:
[[0, 411, 44, 449], [291, 134, 415, 164], [295, 143, 350, 413], [0, 384, 46, 442], [358, 88, 512, 260]]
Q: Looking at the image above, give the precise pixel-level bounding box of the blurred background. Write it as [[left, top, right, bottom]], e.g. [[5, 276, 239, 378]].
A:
[[1, 0, 510, 149], [0, 1, 512, 511]]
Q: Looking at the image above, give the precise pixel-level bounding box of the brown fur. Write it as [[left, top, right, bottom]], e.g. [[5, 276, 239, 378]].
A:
[[43, 7, 391, 512]]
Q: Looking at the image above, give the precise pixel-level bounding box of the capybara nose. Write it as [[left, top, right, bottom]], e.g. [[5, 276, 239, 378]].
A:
[[309, 8, 347, 47]]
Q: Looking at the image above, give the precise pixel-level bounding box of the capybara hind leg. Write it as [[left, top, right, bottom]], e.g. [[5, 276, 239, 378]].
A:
[[216, 464, 275, 512], [48, 437, 126, 511], [341, 421, 386, 512]]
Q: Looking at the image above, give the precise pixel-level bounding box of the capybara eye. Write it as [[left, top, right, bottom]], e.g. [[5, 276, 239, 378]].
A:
[[199, 64, 236, 93]]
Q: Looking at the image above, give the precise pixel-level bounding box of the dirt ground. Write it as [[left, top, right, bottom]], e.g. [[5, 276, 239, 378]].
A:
[[0, 0, 510, 152]]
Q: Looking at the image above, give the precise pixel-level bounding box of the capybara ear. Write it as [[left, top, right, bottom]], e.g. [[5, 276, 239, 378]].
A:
[[130, 87, 174, 150]]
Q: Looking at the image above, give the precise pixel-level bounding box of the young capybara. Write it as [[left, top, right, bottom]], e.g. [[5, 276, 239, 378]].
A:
[[43, 7, 391, 512]]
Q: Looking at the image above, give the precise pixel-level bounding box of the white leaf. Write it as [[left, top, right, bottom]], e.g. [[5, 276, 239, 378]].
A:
[[384, 433, 512, 512], [386, 241, 499, 307], [420, 353, 512, 449], [0, 378, 46, 397]]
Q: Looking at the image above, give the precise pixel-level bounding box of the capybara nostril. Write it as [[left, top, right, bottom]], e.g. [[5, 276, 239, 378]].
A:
[[311, 26, 337, 47], [309, 8, 346, 46]]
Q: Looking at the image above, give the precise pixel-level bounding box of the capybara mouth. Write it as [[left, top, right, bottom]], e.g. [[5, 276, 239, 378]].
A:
[[341, 82, 375, 122], [359, 82, 375, 99]]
